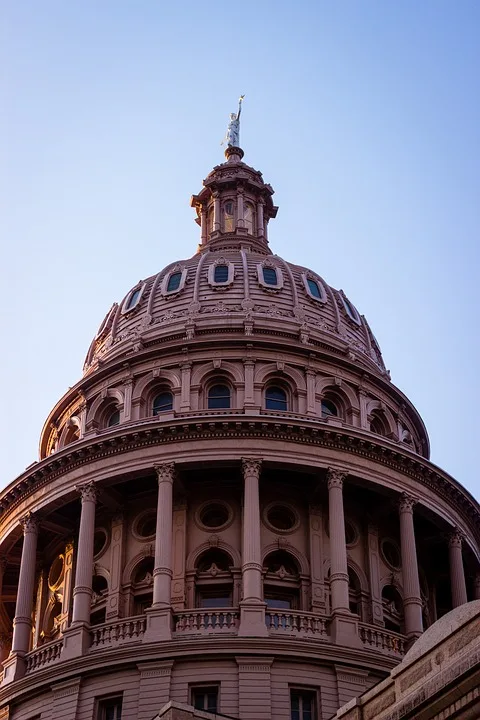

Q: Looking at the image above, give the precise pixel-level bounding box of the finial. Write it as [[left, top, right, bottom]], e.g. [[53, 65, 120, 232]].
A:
[[222, 95, 245, 153]]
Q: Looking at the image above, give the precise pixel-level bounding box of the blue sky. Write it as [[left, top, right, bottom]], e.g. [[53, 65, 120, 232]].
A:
[[1, 1, 479, 499]]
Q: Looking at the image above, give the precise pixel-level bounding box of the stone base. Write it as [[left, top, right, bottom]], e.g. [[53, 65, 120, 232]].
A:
[[238, 601, 268, 637], [1, 653, 26, 685], [142, 607, 173, 642], [60, 623, 91, 660], [329, 611, 363, 649]]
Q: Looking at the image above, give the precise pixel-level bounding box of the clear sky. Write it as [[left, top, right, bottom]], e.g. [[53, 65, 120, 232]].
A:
[[1, 1, 479, 499]]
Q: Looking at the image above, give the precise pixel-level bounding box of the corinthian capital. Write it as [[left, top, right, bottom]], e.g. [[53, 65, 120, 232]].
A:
[[241, 457, 262, 479], [398, 492, 417, 514], [448, 528, 465, 548], [327, 467, 347, 490], [20, 511, 39, 534], [154, 462, 175, 484], [75, 482, 99, 504]]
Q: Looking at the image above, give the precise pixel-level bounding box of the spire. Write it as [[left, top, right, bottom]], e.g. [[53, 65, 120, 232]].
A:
[[190, 99, 278, 254]]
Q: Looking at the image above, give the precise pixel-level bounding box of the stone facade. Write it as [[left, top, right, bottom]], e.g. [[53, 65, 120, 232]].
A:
[[0, 146, 479, 720]]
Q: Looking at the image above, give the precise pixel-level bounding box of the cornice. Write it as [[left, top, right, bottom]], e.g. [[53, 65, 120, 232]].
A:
[[2, 416, 479, 548]]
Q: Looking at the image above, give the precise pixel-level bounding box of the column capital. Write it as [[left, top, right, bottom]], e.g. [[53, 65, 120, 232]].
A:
[[154, 462, 175, 484], [20, 512, 39, 535], [398, 492, 417, 514], [75, 482, 99, 504], [242, 457, 262, 479], [448, 528, 465, 548], [327, 467, 347, 490]]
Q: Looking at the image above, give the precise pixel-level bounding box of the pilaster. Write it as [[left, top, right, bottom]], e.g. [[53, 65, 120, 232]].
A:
[[171, 501, 187, 611], [366, 522, 383, 625], [137, 660, 174, 720], [107, 513, 126, 620], [236, 656, 274, 720], [308, 504, 326, 613], [50, 677, 81, 720]]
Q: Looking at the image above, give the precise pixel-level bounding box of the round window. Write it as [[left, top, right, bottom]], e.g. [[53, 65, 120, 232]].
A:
[[267, 505, 296, 531], [48, 556, 65, 591], [200, 503, 230, 529], [136, 512, 157, 538], [93, 529, 108, 558], [382, 539, 401, 569]]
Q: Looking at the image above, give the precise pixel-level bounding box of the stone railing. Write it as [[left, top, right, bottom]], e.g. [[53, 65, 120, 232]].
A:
[[266, 610, 328, 636], [25, 639, 63, 674], [174, 609, 239, 633], [359, 624, 406, 656], [90, 616, 147, 649]]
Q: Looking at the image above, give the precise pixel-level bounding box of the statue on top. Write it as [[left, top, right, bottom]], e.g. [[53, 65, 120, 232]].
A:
[[223, 95, 245, 148]]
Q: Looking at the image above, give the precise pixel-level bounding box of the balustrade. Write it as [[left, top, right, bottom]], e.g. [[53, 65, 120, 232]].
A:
[[25, 639, 63, 674], [90, 616, 147, 648], [265, 610, 327, 636], [175, 609, 239, 633], [359, 623, 405, 656]]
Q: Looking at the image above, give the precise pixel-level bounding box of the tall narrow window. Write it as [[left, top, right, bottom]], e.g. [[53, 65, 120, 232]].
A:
[[153, 391, 173, 415], [290, 690, 316, 720], [262, 267, 278, 286], [342, 295, 361, 323], [208, 384, 231, 409], [98, 697, 123, 720], [244, 202, 255, 234], [207, 207, 214, 235], [214, 264, 229, 283], [167, 272, 182, 293], [125, 287, 141, 311], [223, 201, 234, 232], [307, 279, 322, 299], [192, 686, 219, 714], [265, 386, 287, 411]]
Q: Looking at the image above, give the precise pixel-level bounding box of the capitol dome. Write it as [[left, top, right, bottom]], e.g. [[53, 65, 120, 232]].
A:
[[0, 143, 479, 720]]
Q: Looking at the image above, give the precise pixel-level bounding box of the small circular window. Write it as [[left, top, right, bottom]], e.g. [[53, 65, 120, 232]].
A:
[[382, 539, 401, 569], [133, 511, 157, 539], [48, 556, 65, 591], [196, 501, 233, 531], [93, 529, 108, 558], [263, 502, 299, 533]]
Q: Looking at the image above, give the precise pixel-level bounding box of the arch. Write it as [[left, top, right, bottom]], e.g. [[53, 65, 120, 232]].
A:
[[131, 369, 182, 403], [92, 564, 111, 586], [254, 363, 307, 392], [365, 399, 397, 436], [191, 361, 243, 388], [316, 377, 359, 411], [261, 543, 310, 576], [195, 547, 234, 572], [346, 558, 369, 593], [57, 416, 81, 449], [122, 550, 155, 586], [42, 594, 63, 639], [186, 541, 241, 573], [86, 388, 125, 428]]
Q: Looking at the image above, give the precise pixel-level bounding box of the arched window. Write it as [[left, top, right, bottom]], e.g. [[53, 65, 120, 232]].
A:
[[370, 412, 386, 435], [195, 549, 234, 608], [321, 399, 338, 418], [263, 551, 301, 611], [132, 557, 154, 615], [125, 287, 142, 311], [244, 202, 255, 235], [167, 272, 182, 293], [208, 384, 231, 409], [90, 575, 108, 626], [207, 207, 214, 235], [265, 386, 288, 411], [223, 201, 234, 232], [107, 409, 120, 427], [307, 279, 322, 298], [153, 391, 173, 415], [348, 568, 363, 618], [214, 264, 229, 283], [262, 267, 278, 286], [341, 294, 361, 324]]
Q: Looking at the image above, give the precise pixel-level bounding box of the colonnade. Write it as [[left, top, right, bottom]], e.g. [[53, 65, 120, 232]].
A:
[[3, 462, 475, 678]]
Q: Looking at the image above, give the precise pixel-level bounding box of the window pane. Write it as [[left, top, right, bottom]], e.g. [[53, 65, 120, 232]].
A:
[[244, 203, 255, 234], [193, 688, 218, 713], [321, 400, 337, 417], [224, 201, 234, 232], [107, 410, 120, 427], [263, 267, 278, 286], [167, 272, 182, 292], [214, 265, 229, 283], [208, 384, 231, 409], [265, 387, 287, 411], [153, 392, 173, 414], [307, 279, 322, 299], [126, 288, 141, 310], [199, 596, 232, 608]]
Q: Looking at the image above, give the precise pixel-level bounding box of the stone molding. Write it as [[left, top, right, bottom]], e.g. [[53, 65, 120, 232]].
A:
[[19, 512, 39, 534], [75, 482, 98, 504], [50, 677, 81, 699], [155, 462, 176, 484], [398, 492, 417, 513], [327, 467, 347, 489], [448, 528, 465, 547], [241, 457, 262, 478]]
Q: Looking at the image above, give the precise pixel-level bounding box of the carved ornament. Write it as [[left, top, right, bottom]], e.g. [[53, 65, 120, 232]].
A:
[[398, 492, 417, 513], [327, 467, 347, 489], [154, 462, 175, 484], [241, 457, 262, 479], [20, 512, 39, 534], [75, 482, 99, 504]]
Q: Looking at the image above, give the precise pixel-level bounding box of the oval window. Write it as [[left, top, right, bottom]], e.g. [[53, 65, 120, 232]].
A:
[[342, 295, 360, 323], [93, 529, 108, 558], [137, 512, 157, 538], [125, 287, 142, 311], [307, 279, 322, 299], [200, 503, 230, 529], [167, 272, 182, 293], [262, 267, 278, 286], [214, 265, 229, 283], [382, 539, 401, 569], [267, 505, 296, 531], [48, 556, 65, 590]]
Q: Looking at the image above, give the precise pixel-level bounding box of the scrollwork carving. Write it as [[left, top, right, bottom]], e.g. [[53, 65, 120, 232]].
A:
[[75, 482, 99, 504], [327, 467, 347, 490], [241, 457, 262, 479], [20, 512, 39, 534], [154, 462, 175, 484], [398, 492, 417, 514]]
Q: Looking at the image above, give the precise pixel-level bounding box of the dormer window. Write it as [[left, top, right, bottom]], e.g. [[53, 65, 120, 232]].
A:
[[302, 274, 326, 302], [161, 267, 187, 296], [122, 284, 144, 314], [167, 272, 182, 292], [223, 201, 234, 232], [214, 265, 229, 283], [341, 292, 361, 324], [263, 268, 278, 285], [257, 263, 284, 290]]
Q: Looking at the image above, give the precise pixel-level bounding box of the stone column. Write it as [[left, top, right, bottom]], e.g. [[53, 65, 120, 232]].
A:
[[201, 207, 207, 245], [449, 530, 468, 607], [2, 513, 39, 683], [398, 493, 423, 639], [143, 463, 174, 641], [238, 458, 268, 636], [256, 199, 264, 237], [61, 484, 98, 660], [237, 188, 244, 229], [213, 192, 221, 232], [327, 468, 349, 612]]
